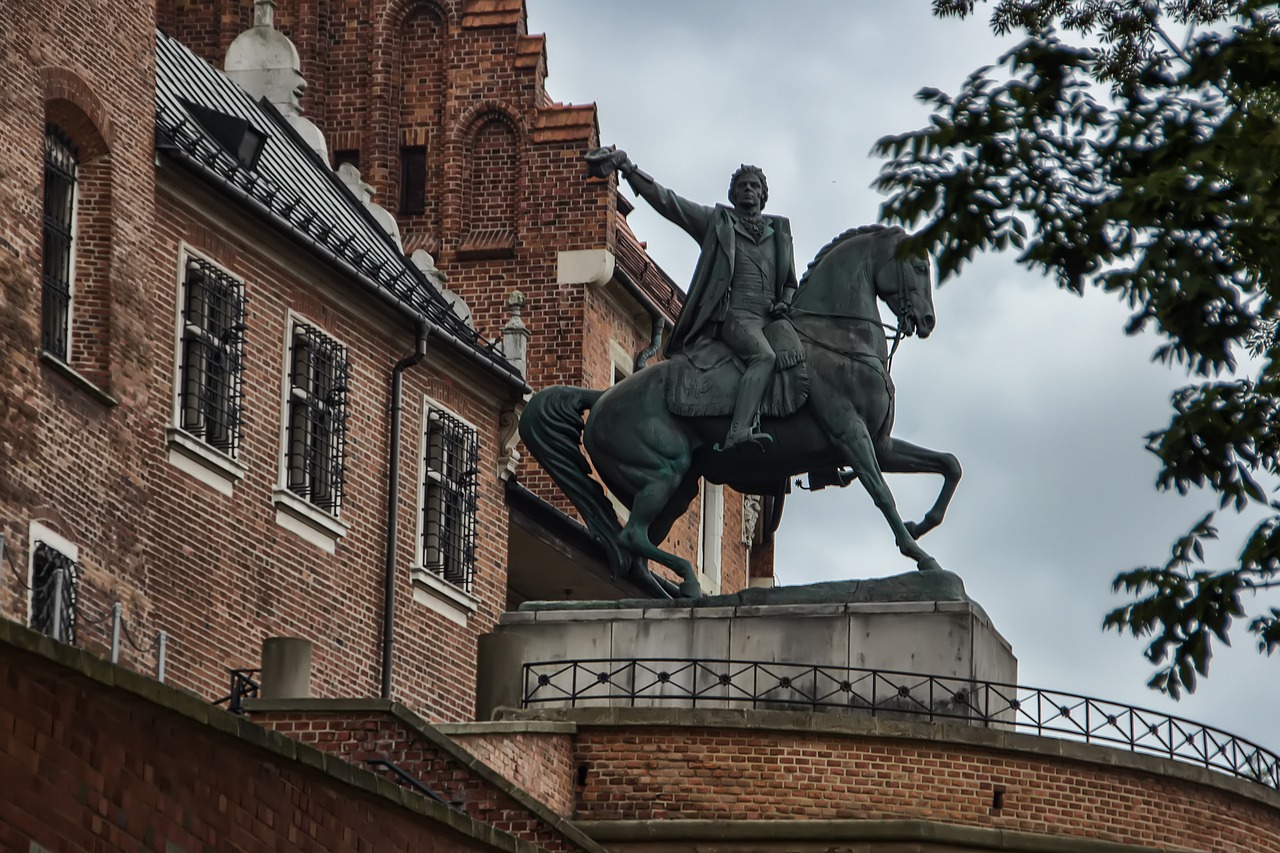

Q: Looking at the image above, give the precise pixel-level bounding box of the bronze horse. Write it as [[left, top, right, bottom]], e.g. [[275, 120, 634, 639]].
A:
[[519, 225, 961, 598]]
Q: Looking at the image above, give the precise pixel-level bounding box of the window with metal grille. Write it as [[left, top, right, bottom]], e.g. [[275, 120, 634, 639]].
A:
[[30, 541, 78, 645], [41, 126, 77, 360], [284, 322, 349, 513], [421, 406, 479, 591], [177, 256, 246, 455]]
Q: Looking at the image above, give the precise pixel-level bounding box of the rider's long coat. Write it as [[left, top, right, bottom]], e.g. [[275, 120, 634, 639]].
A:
[[628, 175, 799, 356]]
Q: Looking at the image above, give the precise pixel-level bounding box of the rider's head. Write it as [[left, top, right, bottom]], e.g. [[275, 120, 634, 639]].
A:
[[728, 164, 768, 215]]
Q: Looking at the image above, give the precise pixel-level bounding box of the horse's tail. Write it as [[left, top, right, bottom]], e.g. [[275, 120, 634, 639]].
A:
[[518, 386, 629, 578]]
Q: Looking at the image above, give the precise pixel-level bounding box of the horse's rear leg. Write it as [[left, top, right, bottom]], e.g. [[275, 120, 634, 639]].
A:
[[619, 474, 703, 598], [835, 422, 944, 572], [875, 438, 962, 540]]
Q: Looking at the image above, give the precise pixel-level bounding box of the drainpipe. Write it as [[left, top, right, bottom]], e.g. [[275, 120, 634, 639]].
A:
[[381, 322, 430, 700], [612, 263, 668, 370]]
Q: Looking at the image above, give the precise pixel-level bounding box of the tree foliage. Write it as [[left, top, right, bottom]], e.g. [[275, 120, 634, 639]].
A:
[[874, 0, 1280, 696]]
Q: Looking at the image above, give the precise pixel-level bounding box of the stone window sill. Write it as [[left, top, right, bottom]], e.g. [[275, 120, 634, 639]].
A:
[[272, 487, 350, 553], [411, 566, 479, 626], [166, 427, 247, 496], [40, 351, 118, 407]]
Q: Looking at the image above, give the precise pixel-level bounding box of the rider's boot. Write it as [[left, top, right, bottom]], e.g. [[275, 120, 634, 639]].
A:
[[718, 361, 774, 451]]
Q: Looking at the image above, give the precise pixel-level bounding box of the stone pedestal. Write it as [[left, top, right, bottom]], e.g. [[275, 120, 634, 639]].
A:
[[478, 598, 1015, 721]]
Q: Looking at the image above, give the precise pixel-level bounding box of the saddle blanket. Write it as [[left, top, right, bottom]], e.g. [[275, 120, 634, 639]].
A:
[[666, 319, 809, 418]]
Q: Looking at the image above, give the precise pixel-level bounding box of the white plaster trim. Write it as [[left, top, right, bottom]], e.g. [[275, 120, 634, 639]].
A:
[[272, 487, 350, 553], [165, 427, 247, 496], [556, 248, 615, 286], [410, 566, 480, 626]]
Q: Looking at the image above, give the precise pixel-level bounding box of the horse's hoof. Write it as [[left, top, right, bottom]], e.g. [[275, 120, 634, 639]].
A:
[[678, 579, 704, 599], [917, 557, 943, 572], [904, 521, 920, 539]]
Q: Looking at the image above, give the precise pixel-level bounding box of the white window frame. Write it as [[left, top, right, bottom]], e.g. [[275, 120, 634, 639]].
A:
[[166, 244, 248, 494], [411, 395, 481, 625], [272, 312, 351, 551]]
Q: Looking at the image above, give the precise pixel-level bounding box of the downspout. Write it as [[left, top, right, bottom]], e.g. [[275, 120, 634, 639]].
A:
[[612, 263, 668, 370], [381, 322, 430, 700]]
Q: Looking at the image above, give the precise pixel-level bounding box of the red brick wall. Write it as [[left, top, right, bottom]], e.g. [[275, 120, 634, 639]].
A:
[[0, 633, 517, 853], [150, 0, 763, 592], [571, 726, 1280, 852], [0, 0, 159, 679], [447, 730, 577, 818], [135, 190, 514, 719], [254, 709, 585, 850]]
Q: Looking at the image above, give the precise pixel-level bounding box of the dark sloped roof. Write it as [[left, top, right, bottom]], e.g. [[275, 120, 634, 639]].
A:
[[154, 30, 524, 389]]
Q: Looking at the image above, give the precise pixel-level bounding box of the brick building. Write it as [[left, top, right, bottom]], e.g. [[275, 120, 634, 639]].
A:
[[0, 0, 768, 728], [7, 1, 1275, 851]]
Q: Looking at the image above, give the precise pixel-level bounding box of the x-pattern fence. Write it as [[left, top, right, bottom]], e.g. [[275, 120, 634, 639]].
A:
[[523, 658, 1279, 789]]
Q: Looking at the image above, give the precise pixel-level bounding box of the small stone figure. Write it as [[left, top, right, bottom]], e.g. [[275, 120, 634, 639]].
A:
[[591, 148, 799, 451]]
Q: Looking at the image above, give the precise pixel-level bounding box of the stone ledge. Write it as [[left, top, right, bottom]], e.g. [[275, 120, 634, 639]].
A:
[[577, 819, 1186, 853], [499, 705, 1280, 812]]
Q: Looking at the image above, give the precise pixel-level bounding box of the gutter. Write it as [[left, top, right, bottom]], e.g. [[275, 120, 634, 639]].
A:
[[156, 144, 531, 397], [382, 322, 430, 700]]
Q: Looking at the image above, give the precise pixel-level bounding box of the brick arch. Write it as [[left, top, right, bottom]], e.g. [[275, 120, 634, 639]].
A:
[[40, 66, 112, 160], [362, 0, 454, 196], [449, 105, 524, 259], [39, 67, 116, 391]]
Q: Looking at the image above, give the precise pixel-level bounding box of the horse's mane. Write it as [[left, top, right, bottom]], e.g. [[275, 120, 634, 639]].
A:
[[798, 223, 905, 288]]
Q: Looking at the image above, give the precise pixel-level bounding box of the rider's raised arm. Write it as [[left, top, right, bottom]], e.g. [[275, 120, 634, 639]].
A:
[[620, 160, 714, 243]]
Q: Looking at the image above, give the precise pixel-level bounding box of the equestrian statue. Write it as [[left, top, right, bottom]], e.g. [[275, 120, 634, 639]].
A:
[[518, 147, 962, 599]]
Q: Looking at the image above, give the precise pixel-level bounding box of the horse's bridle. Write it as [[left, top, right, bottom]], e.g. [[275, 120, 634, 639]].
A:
[[789, 252, 917, 374]]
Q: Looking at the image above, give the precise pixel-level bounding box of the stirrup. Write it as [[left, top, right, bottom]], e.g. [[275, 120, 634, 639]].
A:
[[714, 430, 774, 453]]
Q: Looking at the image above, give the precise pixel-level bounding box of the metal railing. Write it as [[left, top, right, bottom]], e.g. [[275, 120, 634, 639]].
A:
[[522, 658, 1280, 789], [213, 668, 261, 714]]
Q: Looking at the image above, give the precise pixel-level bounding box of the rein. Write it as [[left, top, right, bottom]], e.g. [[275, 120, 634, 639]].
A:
[[789, 307, 909, 374]]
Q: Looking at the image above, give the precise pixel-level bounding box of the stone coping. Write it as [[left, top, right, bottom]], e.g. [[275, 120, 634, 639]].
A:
[[502, 598, 993, 624], [578, 819, 1187, 852], [0, 619, 563, 853], [435, 720, 578, 736], [498, 706, 1280, 813], [242, 697, 604, 853]]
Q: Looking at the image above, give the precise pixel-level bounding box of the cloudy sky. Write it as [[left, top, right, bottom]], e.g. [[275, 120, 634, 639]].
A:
[[524, 2, 1278, 749]]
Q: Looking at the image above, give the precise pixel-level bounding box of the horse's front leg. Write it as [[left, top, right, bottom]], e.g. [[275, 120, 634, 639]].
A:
[[832, 422, 943, 572], [875, 437, 962, 540]]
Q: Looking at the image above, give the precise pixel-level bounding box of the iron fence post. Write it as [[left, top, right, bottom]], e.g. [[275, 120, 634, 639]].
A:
[[157, 631, 168, 683], [110, 603, 122, 664], [49, 564, 66, 643]]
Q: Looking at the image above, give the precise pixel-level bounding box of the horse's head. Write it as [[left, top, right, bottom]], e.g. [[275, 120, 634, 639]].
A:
[[875, 230, 935, 339]]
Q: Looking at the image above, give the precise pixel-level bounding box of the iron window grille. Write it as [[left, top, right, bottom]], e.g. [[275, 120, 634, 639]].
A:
[[421, 407, 479, 591], [178, 257, 246, 455], [41, 126, 77, 360], [30, 541, 78, 645], [285, 322, 349, 513]]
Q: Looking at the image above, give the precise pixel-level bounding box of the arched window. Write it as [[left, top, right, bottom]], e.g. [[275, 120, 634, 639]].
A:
[[41, 125, 78, 361]]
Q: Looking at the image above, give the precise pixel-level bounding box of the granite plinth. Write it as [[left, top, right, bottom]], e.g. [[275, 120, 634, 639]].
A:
[[478, 583, 1016, 722]]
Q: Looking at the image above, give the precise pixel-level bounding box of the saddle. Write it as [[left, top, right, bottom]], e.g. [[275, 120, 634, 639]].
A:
[[665, 318, 809, 418]]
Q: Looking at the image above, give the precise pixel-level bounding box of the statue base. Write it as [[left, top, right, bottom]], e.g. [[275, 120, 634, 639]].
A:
[[478, 574, 1016, 721]]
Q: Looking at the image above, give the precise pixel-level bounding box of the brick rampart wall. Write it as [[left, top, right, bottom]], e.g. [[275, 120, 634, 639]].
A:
[[444, 728, 577, 818], [0, 623, 531, 853], [252, 707, 593, 851], [569, 721, 1280, 852]]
